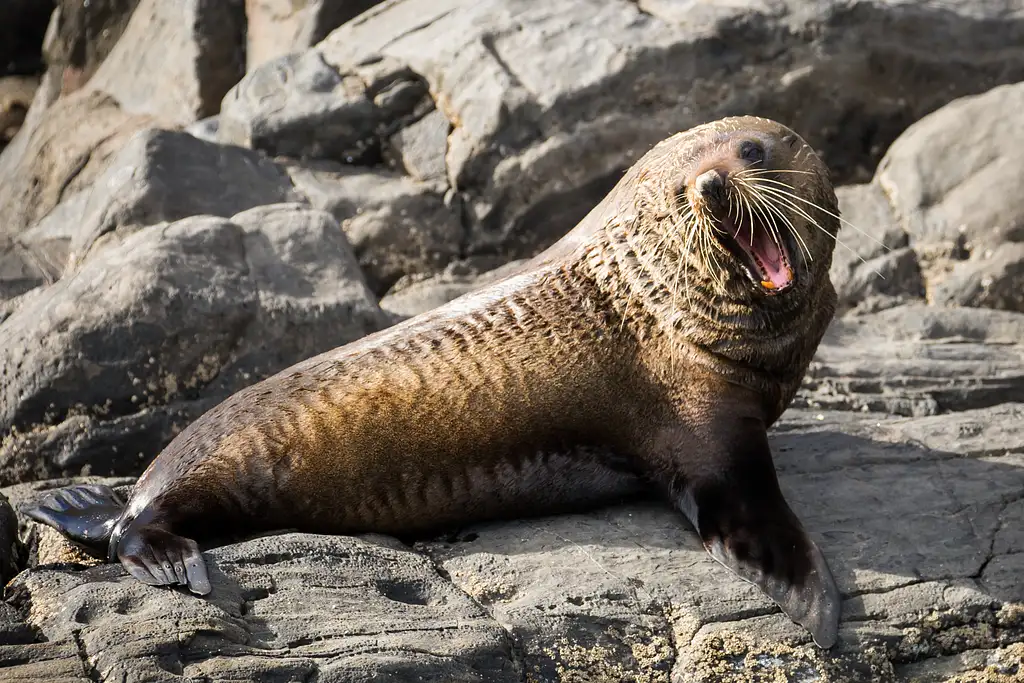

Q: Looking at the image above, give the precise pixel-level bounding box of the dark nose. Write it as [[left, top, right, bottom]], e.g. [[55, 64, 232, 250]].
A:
[[695, 169, 727, 209]]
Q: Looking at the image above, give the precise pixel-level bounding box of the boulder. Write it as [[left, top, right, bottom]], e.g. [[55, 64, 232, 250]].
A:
[[1, 305, 1023, 681], [301, 0, 1024, 264], [87, 0, 246, 125], [286, 160, 462, 294], [245, 0, 385, 71], [0, 206, 390, 484], [0, 91, 157, 245], [380, 258, 528, 319], [875, 81, 1024, 312], [219, 51, 431, 165], [1, 128, 303, 306]]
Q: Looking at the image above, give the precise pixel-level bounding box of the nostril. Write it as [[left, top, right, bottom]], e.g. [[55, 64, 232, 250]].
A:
[[695, 169, 727, 204]]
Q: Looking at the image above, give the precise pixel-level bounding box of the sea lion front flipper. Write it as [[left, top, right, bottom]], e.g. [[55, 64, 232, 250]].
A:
[[644, 407, 841, 648], [116, 525, 211, 595], [21, 484, 125, 555]]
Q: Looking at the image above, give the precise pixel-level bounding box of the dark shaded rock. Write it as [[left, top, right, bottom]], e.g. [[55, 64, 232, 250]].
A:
[[287, 160, 463, 294], [87, 0, 246, 125], [0, 206, 389, 483], [0, 91, 156, 245], [220, 51, 431, 164], [312, 0, 1024, 263], [0, 75, 37, 153], [0, 491, 21, 586], [5, 533, 519, 682], [43, 0, 142, 97], [245, 0, 386, 71], [0, 0, 54, 77]]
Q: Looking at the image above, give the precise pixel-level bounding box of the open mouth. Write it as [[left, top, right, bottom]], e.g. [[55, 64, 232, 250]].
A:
[[715, 215, 796, 293]]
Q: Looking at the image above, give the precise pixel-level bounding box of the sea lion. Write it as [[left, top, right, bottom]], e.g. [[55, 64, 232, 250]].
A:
[[24, 116, 843, 647]]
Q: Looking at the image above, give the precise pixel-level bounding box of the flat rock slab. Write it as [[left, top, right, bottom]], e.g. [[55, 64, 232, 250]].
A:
[[1, 304, 1022, 681]]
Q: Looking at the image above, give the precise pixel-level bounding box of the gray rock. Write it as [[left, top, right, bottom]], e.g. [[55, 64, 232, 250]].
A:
[[220, 51, 431, 164], [87, 0, 246, 125], [1, 128, 303, 305], [184, 115, 219, 143], [875, 81, 1024, 311], [4, 533, 519, 682], [57, 128, 303, 269], [380, 258, 528, 319], [0, 91, 156, 244], [313, 0, 1024, 263], [932, 243, 1024, 311], [0, 206, 390, 483], [245, 0, 385, 71], [387, 107, 450, 186], [287, 160, 463, 294]]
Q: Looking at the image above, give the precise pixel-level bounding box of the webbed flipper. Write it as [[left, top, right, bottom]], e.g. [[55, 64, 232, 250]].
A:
[[115, 525, 211, 595], [21, 484, 125, 556]]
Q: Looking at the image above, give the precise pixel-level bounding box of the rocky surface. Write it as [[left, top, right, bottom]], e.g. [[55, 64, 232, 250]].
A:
[[1, 307, 1022, 682], [0, 0, 1023, 680]]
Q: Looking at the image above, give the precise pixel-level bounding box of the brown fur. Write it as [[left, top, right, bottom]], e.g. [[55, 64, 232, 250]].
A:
[[28, 117, 845, 645]]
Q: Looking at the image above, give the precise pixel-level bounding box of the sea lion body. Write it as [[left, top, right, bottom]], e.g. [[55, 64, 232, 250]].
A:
[[26, 116, 844, 647]]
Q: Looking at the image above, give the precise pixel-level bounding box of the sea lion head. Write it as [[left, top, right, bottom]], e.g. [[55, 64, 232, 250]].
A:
[[630, 116, 839, 306]]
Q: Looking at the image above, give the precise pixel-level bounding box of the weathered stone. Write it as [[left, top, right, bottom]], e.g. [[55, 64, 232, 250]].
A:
[[220, 51, 431, 164], [245, 0, 385, 71], [876, 81, 1024, 311], [387, 107, 450, 186], [0, 91, 156, 244], [932, 243, 1024, 312], [42, 0, 142, 97], [87, 0, 246, 125], [1, 128, 302, 305], [380, 258, 528, 319], [4, 533, 519, 682], [0, 206, 389, 483], [287, 160, 463, 294], [315, 0, 1024, 263]]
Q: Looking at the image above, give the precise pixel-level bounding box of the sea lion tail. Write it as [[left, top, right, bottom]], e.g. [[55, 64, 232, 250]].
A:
[[21, 484, 126, 557]]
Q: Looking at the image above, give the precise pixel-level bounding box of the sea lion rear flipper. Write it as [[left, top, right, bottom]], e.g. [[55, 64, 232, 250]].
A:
[[646, 410, 842, 649], [21, 484, 125, 555], [115, 525, 211, 595]]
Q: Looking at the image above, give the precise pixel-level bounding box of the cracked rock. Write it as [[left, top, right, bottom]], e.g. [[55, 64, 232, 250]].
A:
[[219, 51, 431, 165], [4, 533, 520, 682], [316, 0, 1024, 264], [286, 160, 463, 294], [0, 206, 389, 484]]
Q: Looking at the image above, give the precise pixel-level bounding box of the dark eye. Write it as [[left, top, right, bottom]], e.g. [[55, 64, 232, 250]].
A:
[[739, 140, 765, 164]]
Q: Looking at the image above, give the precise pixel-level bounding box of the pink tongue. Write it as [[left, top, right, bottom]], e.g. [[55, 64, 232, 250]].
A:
[[747, 228, 792, 288]]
